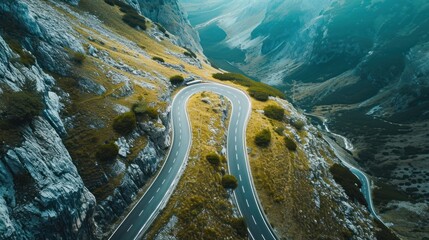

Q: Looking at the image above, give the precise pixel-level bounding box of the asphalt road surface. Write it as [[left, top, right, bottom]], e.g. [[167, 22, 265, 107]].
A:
[[110, 82, 277, 240]]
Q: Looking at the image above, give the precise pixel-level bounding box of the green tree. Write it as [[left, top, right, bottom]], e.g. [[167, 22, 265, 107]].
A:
[[254, 129, 271, 147], [222, 174, 238, 189], [113, 112, 137, 135]]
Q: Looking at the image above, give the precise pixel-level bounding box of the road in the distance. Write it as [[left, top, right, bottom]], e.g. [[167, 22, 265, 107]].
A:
[[110, 83, 277, 240]]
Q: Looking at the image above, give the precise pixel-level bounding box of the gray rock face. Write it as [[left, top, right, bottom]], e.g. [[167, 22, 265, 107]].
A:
[[125, 0, 202, 53], [0, 118, 96, 240]]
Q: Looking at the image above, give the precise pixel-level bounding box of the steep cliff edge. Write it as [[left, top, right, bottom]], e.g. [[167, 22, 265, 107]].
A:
[[126, 0, 202, 53]]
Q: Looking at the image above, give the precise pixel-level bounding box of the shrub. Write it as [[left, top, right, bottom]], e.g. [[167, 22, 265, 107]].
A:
[[72, 51, 86, 65], [222, 174, 238, 189], [206, 152, 220, 165], [145, 107, 159, 119], [1, 88, 43, 124], [248, 87, 270, 101], [122, 13, 147, 30], [95, 142, 118, 162], [170, 75, 184, 85], [264, 105, 284, 121], [183, 47, 197, 58], [274, 126, 285, 135], [112, 112, 137, 135], [7, 40, 35, 67], [152, 56, 165, 63], [230, 217, 247, 237], [291, 119, 305, 131], [285, 136, 297, 151], [329, 164, 367, 206], [254, 129, 271, 147]]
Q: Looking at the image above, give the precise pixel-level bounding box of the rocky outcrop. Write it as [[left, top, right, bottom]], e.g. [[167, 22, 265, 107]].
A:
[[125, 0, 202, 53], [0, 118, 95, 239]]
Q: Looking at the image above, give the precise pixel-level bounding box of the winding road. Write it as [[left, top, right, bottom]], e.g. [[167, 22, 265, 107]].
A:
[[109, 83, 277, 240]]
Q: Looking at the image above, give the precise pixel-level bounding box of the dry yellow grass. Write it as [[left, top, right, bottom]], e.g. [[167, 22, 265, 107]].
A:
[[146, 93, 246, 240]]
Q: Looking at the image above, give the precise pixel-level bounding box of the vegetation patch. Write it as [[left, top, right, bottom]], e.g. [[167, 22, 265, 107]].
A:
[[95, 142, 118, 162], [254, 129, 271, 147], [290, 119, 305, 131], [183, 47, 197, 58], [329, 163, 367, 206], [206, 152, 221, 166], [0, 86, 43, 124], [170, 75, 184, 85], [112, 111, 137, 135], [212, 72, 285, 101], [152, 56, 165, 63], [264, 104, 284, 121], [71, 51, 86, 65], [222, 174, 238, 189], [104, 0, 147, 30], [285, 136, 297, 151], [375, 219, 400, 240], [131, 101, 158, 119]]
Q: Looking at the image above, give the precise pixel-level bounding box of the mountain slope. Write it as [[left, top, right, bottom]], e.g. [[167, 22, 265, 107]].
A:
[[182, 0, 429, 238]]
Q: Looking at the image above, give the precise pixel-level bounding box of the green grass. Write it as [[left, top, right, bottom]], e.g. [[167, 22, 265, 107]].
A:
[[95, 142, 119, 162], [0, 86, 43, 124], [206, 152, 221, 166], [285, 136, 297, 151], [212, 72, 285, 101]]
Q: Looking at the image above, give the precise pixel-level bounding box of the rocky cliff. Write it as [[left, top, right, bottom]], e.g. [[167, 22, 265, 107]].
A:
[[0, 0, 204, 239], [126, 0, 202, 53]]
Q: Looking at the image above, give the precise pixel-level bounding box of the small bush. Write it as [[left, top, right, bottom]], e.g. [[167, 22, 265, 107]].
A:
[[222, 174, 238, 189], [285, 136, 297, 151], [248, 87, 270, 101], [72, 51, 86, 65], [291, 119, 305, 131], [206, 152, 220, 165], [132, 102, 159, 119], [152, 56, 165, 63], [183, 47, 197, 58], [264, 105, 284, 121], [170, 75, 184, 85], [145, 107, 159, 119], [254, 129, 271, 147], [1, 88, 43, 124], [7, 40, 35, 67], [230, 217, 247, 237], [123, 13, 147, 30], [113, 112, 137, 135], [95, 142, 118, 162], [274, 126, 285, 135]]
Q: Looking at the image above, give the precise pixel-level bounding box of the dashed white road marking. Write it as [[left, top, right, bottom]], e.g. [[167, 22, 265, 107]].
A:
[[139, 209, 144, 216], [178, 142, 181, 147], [156, 188, 160, 193], [235, 128, 238, 134], [237, 163, 240, 170], [168, 167, 172, 173], [235, 145, 237, 151], [149, 196, 154, 203], [242, 186, 245, 193], [261, 234, 266, 240], [236, 120, 239, 126], [239, 175, 242, 181], [175, 152, 179, 156], [162, 179, 166, 185], [252, 215, 257, 225], [246, 199, 250, 207], [235, 136, 237, 142], [173, 158, 176, 163], [127, 225, 133, 232]]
